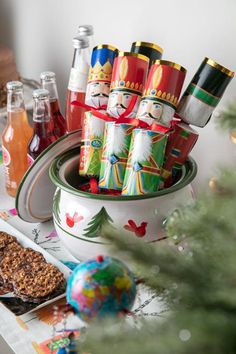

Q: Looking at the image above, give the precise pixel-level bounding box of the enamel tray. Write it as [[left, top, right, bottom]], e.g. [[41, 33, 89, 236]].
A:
[[16, 130, 82, 223], [0, 218, 71, 316]]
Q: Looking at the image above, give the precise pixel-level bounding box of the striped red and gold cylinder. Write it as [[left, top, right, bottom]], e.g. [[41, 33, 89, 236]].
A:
[[162, 122, 198, 187]]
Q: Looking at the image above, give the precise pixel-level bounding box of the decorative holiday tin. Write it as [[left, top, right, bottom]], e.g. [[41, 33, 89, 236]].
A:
[[99, 122, 134, 190], [85, 44, 118, 108], [49, 148, 197, 260], [162, 122, 198, 186], [107, 52, 149, 118], [136, 60, 187, 127], [131, 41, 163, 69], [176, 58, 234, 127], [122, 129, 167, 195]]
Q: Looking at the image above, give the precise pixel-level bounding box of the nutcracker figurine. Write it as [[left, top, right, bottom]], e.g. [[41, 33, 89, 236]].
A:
[[99, 122, 135, 190], [107, 52, 149, 118], [122, 129, 168, 196], [79, 44, 118, 177], [161, 122, 199, 187], [176, 58, 234, 127], [85, 44, 118, 108], [136, 60, 187, 127]]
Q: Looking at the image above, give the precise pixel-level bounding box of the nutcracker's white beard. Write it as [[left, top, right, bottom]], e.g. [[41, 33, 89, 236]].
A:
[[86, 95, 108, 109], [107, 98, 140, 118], [89, 115, 105, 138], [132, 130, 152, 164], [138, 104, 174, 127], [107, 124, 126, 156]]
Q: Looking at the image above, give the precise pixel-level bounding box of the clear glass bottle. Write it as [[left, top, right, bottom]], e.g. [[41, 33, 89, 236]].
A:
[[78, 24, 95, 52], [65, 36, 90, 132], [2, 81, 32, 197], [27, 89, 57, 164], [40, 71, 66, 138]]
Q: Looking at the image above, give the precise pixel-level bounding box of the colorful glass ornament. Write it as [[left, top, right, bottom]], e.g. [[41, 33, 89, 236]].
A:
[[66, 255, 137, 322]]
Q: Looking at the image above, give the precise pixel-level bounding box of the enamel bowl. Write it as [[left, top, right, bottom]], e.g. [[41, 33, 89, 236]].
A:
[[49, 147, 197, 261]]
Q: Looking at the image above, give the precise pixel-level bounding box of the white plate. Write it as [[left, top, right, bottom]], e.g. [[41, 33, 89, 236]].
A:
[[0, 218, 71, 316], [16, 130, 82, 223]]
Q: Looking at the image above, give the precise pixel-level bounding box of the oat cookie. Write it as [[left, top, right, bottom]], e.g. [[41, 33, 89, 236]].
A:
[[13, 262, 65, 303]]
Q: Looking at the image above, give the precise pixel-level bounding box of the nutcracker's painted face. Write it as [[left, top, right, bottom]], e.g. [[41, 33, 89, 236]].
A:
[[137, 99, 163, 121], [107, 90, 139, 118], [86, 81, 110, 108]]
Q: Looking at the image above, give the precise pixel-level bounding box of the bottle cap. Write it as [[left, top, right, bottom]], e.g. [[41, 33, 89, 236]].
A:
[[6, 81, 23, 91], [33, 88, 49, 100], [78, 24, 94, 36], [40, 71, 56, 82], [72, 36, 89, 49]]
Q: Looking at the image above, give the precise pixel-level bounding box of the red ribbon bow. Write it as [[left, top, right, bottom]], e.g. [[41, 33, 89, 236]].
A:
[[71, 96, 180, 133]]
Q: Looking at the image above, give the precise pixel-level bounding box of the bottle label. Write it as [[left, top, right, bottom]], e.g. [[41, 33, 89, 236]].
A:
[[27, 153, 34, 167], [2, 145, 11, 166], [68, 67, 89, 92]]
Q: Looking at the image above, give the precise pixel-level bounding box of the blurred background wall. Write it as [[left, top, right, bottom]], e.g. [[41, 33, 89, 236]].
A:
[[0, 0, 236, 192]]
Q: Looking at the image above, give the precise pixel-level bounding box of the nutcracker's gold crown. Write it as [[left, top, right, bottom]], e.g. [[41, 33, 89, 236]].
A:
[[110, 80, 144, 93], [88, 60, 113, 83], [142, 88, 179, 107]]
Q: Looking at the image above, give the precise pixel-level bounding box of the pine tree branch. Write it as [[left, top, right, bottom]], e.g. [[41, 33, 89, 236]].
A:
[[216, 100, 236, 132]]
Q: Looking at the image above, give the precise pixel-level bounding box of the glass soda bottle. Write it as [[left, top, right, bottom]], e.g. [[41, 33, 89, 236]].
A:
[[2, 81, 32, 197], [40, 71, 66, 138], [65, 36, 90, 132], [78, 25, 94, 53], [27, 89, 57, 164]]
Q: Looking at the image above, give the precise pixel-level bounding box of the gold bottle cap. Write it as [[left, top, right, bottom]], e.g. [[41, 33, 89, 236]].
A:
[[132, 41, 163, 54], [93, 44, 119, 52], [154, 60, 187, 74], [118, 51, 149, 63], [204, 58, 234, 78]]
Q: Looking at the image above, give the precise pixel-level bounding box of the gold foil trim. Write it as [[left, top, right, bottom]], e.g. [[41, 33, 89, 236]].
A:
[[93, 44, 119, 52], [118, 51, 149, 63], [154, 60, 187, 74], [132, 41, 164, 54], [204, 58, 234, 78]]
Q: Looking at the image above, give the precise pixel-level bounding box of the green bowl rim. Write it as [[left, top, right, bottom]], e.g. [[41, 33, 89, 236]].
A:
[[49, 147, 197, 201]]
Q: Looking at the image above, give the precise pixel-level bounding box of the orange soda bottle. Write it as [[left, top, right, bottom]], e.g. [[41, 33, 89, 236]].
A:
[[2, 81, 32, 197]]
